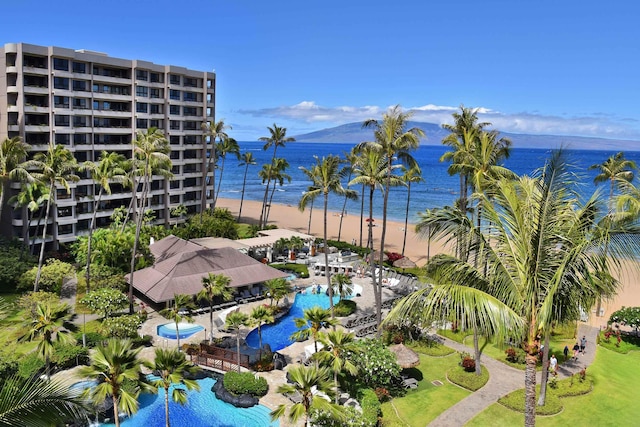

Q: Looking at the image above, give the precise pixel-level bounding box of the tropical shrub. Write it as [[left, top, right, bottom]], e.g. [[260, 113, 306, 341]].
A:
[[17, 291, 61, 317], [609, 306, 640, 334], [333, 299, 356, 317], [174, 209, 238, 240], [74, 331, 107, 348], [17, 259, 75, 294], [459, 351, 476, 372], [270, 263, 309, 278], [79, 264, 128, 292], [0, 239, 36, 293], [51, 344, 89, 370], [100, 314, 145, 338], [359, 388, 381, 425], [80, 288, 128, 319], [312, 406, 375, 427], [348, 338, 401, 389], [17, 353, 45, 378], [0, 351, 19, 386], [448, 364, 489, 391], [223, 371, 268, 397]]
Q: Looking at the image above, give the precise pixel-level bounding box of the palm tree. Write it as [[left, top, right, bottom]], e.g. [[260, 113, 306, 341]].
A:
[[237, 151, 257, 221], [79, 339, 154, 427], [299, 155, 357, 319], [270, 365, 343, 427], [288, 235, 305, 261], [0, 136, 30, 223], [259, 124, 295, 228], [225, 310, 250, 372], [250, 305, 275, 358], [128, 127, 172, 313], [349, 146, 402, 327], [150, 348, 200, 427], [315, 330, 359, 403], [8, 181, 49, 255], [330, 273, 353, 302], [21, 143, 79, 292], [18, 300, 75, 379], [197, 274, 233, 342], [160, 294, 196, 350], [201, 119, 230, 212], [265, 157, 291, 225], [394, 150, 639, 427], [80, 151, 127, 292], [337, 150, 358, 242], [0, 374, 89, 426], [400, 164, 424, 256], [291, 307, 338, 354], [263, 277, 292, 307], [213, 136, 240, 207], [440, 106, 491, 216]]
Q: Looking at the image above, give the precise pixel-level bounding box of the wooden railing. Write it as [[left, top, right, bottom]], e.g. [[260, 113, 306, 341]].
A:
[[192, 343, 250, 372]]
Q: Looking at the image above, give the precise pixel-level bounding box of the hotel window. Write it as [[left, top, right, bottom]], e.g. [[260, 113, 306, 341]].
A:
[[207, 79, 213, 88], [170, 136, 180, 145], [184, 77, 198, 87], [54, 115, 70, 127], [55, 134, 70, 145], [169, 74, 181, 85], [72, 62, 86, 73], [150, 88, 162, 99], [136, 118, 148, 128], [54, 77, 69, 90], [53, 58, 69, 71], [73, 98, 88, 109], [170, 90, 180, 101], [150, 119, 163, 128], [136, 102, 148, 113], [150, 72, 162, 83], [54, 96, 70, 108], [73, 116, 88, 127], [74, 134, 87, 145], [136, 70, 148, 81], [206, 93, 212, 103], [169, 120, 180, 130], [150, 104, 162, 114], [72, 80, 88, 91], [183, 92, 197, 102], [169, 105, 180, 115], [136, 86, 148, 97], [183, 106, 198, 116]]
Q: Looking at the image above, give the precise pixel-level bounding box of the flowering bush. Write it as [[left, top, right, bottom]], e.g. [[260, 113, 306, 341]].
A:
[[347, 338, 401, 389], [80, 287, 128, 319], [609, 306, 640, 333], [385, 252, 404, 264], [100, 314, 144, 338], [374, 387, 391, 402], [459, 351, 476, 372]]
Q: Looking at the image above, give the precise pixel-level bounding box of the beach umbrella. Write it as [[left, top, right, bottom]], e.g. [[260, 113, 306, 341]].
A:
[[393, 257, 416, 270], [389, 343, 420, 369]]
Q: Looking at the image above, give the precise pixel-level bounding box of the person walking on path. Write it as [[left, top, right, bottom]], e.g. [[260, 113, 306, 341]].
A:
[[572, 342, 580, 361], [581, 335, 587, 354], [563, 345, 569, 361], [549, 354, 558, 376]]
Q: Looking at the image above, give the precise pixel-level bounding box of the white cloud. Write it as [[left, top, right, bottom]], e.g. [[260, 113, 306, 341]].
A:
[[234, 102, 640, 141]]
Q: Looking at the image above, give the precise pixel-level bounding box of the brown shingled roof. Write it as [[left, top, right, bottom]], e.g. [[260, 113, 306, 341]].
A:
[[128, 236, 288, 303]]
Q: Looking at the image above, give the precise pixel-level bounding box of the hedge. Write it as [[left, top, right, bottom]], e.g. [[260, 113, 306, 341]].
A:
[[223, 371, 268, 397]]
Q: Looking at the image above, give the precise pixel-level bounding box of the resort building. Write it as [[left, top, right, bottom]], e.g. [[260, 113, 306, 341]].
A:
[[0, 42, 215, 250]]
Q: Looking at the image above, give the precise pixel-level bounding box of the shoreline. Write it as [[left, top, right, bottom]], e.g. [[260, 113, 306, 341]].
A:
[[217, 197, 640, 329]]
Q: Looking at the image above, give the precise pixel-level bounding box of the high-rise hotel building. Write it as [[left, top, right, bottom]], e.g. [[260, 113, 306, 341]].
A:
[[0, 43, 215, 250]]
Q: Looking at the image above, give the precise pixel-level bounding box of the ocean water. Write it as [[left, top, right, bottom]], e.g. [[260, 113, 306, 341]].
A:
[[215, 142, 640, 223]]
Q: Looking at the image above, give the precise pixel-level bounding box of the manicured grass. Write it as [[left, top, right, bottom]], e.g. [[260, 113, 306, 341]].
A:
[[467, 347, 640, 426], [447, 365, 489, 391], [380, 353, 470, 426], [408, 340, 455, 357], [437, 329, 470, 343], [236, 223, 255, 239], [597, 331, 640, 354]]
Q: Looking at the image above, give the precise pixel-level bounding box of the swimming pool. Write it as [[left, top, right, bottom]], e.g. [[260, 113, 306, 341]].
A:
[[79, 377, 278, 427], [246, 291, 346, 351], [157, 322, 204, 339]]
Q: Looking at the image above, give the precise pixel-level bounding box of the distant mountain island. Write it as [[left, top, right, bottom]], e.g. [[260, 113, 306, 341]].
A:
[[293, 121, 639, 151]]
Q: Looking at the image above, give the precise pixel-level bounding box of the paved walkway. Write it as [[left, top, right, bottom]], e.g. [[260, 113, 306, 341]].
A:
[[428, 324, 599, 426]]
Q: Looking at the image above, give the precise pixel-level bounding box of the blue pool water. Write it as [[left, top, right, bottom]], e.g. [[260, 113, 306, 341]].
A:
[[89, 377, 278, 427], [157, 322, 204, 339], [245, 292, 340, 351]]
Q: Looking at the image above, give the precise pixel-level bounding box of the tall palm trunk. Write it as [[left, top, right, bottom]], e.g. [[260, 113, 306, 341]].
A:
[[524, 354, 537, 427], [402, 181, 411, 256], [538, 331, 551, 406], [237, 164, 250, 221], [214, 157, 226, 207], [307, 199, 314, 234], [376, 165, 393, 334], [236, 331, 242, 372], [359, 183, 365, 247], [367, 186, 381, 330], [209, 147, 218, 212], [259, 178, 270, 229], [323, 192, 335, 321], [85, 187, 104, 293], [34, 183, 54, 292], [472, 327, 482, 375], [113, 394, 121, 427], [128, 162, 150, 314], [164, 386, 171, 427], [265, 181, 279, 226], [337, 171, 352, 242]]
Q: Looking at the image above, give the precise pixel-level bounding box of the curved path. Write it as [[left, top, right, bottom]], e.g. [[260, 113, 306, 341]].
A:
[[428, 324, 599, 427]]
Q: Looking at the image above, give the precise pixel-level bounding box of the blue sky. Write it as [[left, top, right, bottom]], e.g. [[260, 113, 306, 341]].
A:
[[3, 0, 640, 144]]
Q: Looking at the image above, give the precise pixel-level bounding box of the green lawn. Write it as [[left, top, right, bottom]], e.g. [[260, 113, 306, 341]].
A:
[[381, 353, 470, 426], [466, 347, 640, 426]]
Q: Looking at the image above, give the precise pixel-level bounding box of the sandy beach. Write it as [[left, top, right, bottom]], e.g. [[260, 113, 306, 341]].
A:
[[218, 197, 640, 330]]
